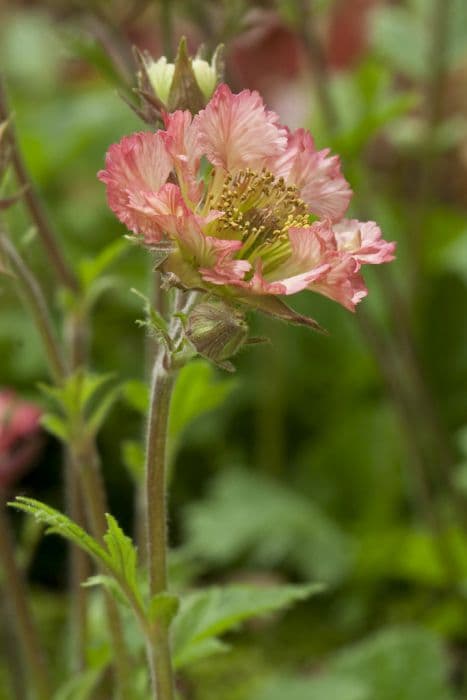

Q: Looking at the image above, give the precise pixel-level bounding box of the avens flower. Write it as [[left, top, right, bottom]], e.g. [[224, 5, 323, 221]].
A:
[[99, 83, 395, 328]]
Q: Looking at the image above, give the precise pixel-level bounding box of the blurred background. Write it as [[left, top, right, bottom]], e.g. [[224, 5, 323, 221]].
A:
[[1, 0, 467, 698]]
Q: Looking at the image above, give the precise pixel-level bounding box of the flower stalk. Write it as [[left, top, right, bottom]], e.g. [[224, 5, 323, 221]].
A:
[[0, 77, 78, 293], [144, 348, 176, 700], [0, 232, 131, 696], [0, 491, 50, 700]]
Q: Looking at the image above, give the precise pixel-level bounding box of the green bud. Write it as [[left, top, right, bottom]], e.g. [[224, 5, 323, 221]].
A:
[[142, 38, 223, 113], [186, 302, 249, 372]]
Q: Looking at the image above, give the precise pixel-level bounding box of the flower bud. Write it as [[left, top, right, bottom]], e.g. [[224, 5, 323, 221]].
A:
[[185, 301, 249, 371], [141, 38, 223, 114]]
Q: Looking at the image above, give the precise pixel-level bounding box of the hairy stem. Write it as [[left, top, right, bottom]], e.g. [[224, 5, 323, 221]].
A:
[[0, 233, 130, 695], [0, 493, 51, 700], [71, 439, 132, 698], [65, 454, 89, 672], [65, 309, 91, 672], [0, 77, 78, 292], [0, 232, 67, 384], [145, 350, 176, 700]]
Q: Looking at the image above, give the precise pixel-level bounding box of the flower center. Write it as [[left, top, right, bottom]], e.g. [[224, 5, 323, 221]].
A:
[[213, 168, 309, 270]]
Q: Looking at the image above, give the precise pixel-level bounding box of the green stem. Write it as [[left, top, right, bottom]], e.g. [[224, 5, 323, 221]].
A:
[[0, 232, 130, 695], [65, 451, 89, 672], [144, 351, 176, 700], [65, 310, 91, 672], [0, 232, 67, 384], [71, 440, 132, 699], [0, 494, 51, 700], [0, 77, 79, 292]]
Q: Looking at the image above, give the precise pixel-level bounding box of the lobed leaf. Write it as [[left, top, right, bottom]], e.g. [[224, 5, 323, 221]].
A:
[[172, 583, 321, 669]]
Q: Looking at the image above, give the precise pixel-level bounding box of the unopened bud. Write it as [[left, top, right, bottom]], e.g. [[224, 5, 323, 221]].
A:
[[141, 38, 223, 114], [186, 301, 248, 371]]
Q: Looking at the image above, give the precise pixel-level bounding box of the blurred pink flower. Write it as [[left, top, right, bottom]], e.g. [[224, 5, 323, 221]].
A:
[[0, 391, 43, 490], [99, 84, 395, 324]]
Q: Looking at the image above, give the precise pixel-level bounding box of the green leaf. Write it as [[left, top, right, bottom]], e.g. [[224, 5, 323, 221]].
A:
[[82, 574, 129, 608], [169, 360, 236, 445], [148, 592, 180, 625], [121, 439, 145, 482], [53, 665, 107, 700], [328, 626, 455, 700], [255, 676, 368, 700], [79, 239, 128, 290], [239, 294, 326, 333], [122, 379, 149, 414], [40, 412, 69, 441], [87, 384, 121, 435], [172, 583, 321, 669], [9, 497, 111, 569], [173, 637, 229, 668], [39, 371, 119, 442], [184, 468, 353, 585], [103, 514, 142, 606]]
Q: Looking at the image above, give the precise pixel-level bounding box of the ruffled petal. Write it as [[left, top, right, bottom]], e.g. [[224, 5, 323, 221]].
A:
[[127, 183, 193, 242], [169, 215, 250, 286], [311, 256, 368, 310], [161, 110, 203, 203], [272, 129, 352, 221], [194, 84, 288, 172], [98, 132, 172, 238], [332, 219, 396, 265]]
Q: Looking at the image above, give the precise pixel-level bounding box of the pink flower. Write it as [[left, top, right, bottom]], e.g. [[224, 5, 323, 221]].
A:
[[332, 219, 396, 266], [0, 391, 43, 490], [99, 84, 395, 326]]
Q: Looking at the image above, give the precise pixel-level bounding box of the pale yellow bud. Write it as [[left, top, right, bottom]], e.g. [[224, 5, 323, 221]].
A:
[[191, 58, 218, 100], [145, 56, 175, 105]]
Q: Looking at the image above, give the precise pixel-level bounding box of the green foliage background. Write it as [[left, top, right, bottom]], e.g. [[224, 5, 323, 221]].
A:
[[1, 0, 467, 698]]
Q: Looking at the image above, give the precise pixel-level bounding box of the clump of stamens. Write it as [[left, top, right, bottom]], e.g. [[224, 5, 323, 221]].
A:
[[214, 168, 309, 266]]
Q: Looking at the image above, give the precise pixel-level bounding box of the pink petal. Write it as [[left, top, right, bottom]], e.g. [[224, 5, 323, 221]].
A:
[[194, 84, 288, 172], [311, 256, 368, 310], [161, 110, 203, 203], [127, 183, 194, 243], [333, 219, 396, 265], [161, 211, 249, 287], [272, 128, 352, 221], [98, 132, 172, 238]]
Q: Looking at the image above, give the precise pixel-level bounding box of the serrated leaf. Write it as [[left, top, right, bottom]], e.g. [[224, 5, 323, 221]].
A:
[[9, 497, 111, 569], [148, 592, 180, 625], [82, 574, 129, 608], [103, 514, 142, 606], [184, 468, 353, 585], [172, 583, 321, 668]]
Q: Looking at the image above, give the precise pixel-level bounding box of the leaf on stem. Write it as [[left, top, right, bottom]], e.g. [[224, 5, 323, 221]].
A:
[[172, 582, 322, 668]]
